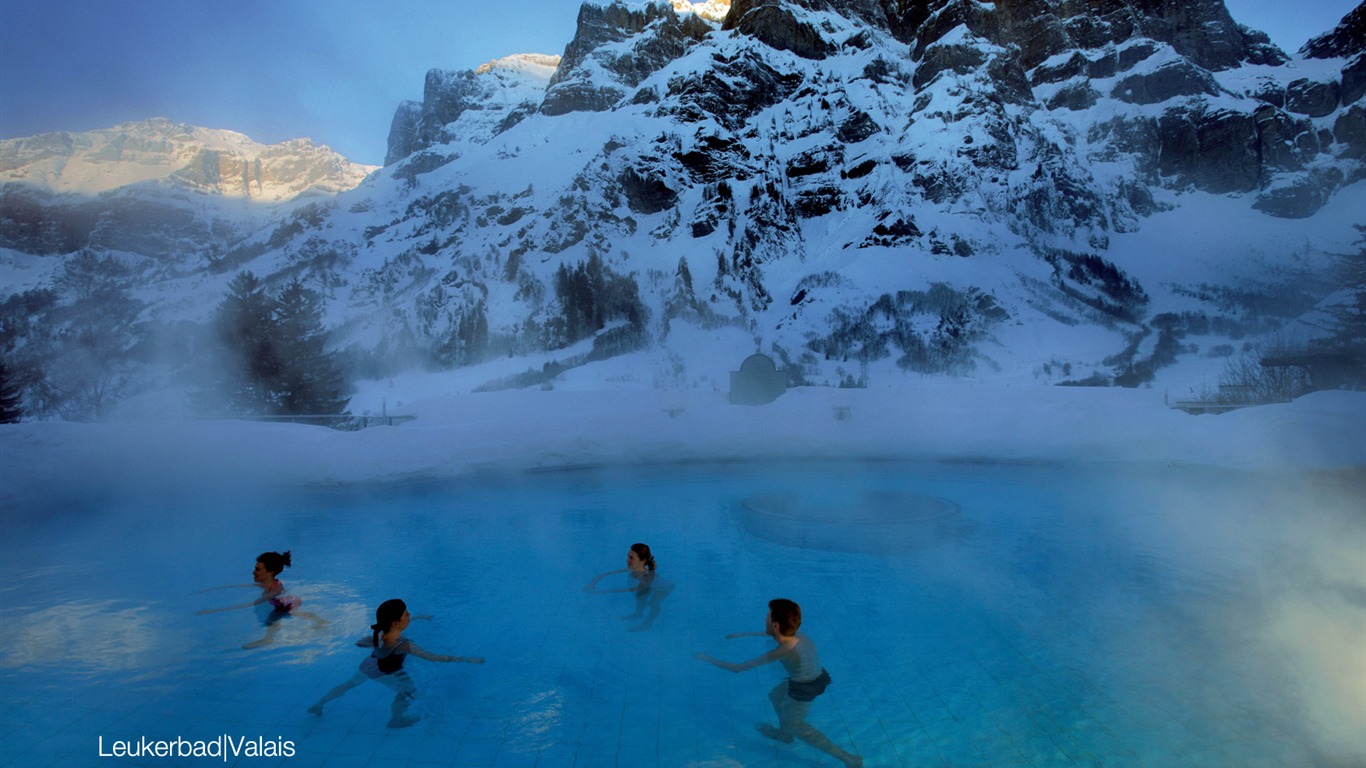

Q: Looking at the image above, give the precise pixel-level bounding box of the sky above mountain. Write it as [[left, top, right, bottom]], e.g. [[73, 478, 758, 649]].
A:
[[0, 0, 1357, 166]]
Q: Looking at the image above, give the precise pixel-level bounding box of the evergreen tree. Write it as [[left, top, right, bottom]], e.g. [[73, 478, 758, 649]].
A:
[[212, 271, 281, 414], [0, 357, 22, 423], [552, 253, 646, 348], [43, 288, 144, 421], [271, 279, 349, 417], [1323, 226, 1366, 364]]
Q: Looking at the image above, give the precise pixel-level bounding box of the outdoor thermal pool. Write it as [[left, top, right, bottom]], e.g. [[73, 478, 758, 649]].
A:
[[0, 459, 1363, 768]]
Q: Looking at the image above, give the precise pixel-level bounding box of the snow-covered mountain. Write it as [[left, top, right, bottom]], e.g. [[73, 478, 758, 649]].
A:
[[0, 118, 377, 288], [0, 117, 376, 201], [1, 0, 1364, 418], [334, 0, 1366, 387]]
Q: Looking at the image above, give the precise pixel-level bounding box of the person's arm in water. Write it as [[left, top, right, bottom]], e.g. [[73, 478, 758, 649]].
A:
[[195, 584, 257, 593], [195, 582, 282, 615], [404, 640, 485, 664], [595, 571, 655, 595], [724, 631, 769, 639], [695, 644, 791, 673], [583, 567, 629, 592]]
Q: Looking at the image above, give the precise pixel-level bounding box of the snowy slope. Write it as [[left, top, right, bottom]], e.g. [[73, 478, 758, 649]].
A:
[[0, 0, 1363, 423]]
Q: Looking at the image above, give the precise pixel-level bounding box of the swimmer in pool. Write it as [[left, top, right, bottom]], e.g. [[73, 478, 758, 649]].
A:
[[308, 598, 483, 728], [696, 598, 862, 768], [583, 542, 674, 631], [195, 550, 325, 648]]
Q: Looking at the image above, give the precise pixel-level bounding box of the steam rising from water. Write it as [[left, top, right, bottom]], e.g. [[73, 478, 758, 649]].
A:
[[0, 459, 1361, 764]]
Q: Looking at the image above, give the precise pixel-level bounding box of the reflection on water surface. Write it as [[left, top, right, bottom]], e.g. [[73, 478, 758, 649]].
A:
[[0, 461, 1362, 767]]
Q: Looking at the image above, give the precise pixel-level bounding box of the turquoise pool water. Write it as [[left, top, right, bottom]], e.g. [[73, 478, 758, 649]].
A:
[[0, 460, 1362, 767]]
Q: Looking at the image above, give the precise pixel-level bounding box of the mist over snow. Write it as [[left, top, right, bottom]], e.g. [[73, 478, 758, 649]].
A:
[[2, 0, 1365, 498]]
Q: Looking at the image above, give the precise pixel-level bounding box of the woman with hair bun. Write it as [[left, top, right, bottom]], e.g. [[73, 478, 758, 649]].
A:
[[584, 542, 675, 631], [308, 598, 483, 728], [196, 550, 324, 648]]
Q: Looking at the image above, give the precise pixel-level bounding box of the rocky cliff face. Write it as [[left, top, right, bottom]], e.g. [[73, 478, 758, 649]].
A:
[[0, 119, 377, 267], [386, 54, 561, 165], [346, 0, 1362, 383], [0, 118, 376, 201], [4, 0, 1363, 404]]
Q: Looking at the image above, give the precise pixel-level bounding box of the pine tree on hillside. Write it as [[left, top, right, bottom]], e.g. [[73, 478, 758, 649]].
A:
[[272, 278, 349, 417], [212, 271, 281, 414], [43, 288, 145, 421], [1324, 226, 1366, 365], [0, 358, 23, 423]]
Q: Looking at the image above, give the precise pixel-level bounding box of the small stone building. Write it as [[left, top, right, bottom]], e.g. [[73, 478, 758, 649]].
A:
[[729, 354, 787, 405]]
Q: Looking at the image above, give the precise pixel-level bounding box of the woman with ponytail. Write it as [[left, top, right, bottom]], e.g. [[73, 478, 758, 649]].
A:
[[308, 598, 483, 728], [584, 542, 675, 631]]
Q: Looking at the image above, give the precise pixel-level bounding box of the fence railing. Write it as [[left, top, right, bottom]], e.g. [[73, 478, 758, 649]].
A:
[[209, 414, 415, 430]]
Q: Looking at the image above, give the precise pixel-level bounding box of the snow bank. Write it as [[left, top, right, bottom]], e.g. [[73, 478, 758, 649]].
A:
[[2, 385, 1362, 509]]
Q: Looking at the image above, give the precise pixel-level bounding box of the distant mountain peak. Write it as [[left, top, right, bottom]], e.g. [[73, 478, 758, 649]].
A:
[[473, 53, 563, 77], [0, 118, 376, 202], [671, 0, 731, 23]]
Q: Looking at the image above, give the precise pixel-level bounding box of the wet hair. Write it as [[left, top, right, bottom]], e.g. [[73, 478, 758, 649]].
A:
[[256, 551, 292, 576], [768, 598, 802, 636], [630, 543, 656, 572], [372, 598, 407, 647]]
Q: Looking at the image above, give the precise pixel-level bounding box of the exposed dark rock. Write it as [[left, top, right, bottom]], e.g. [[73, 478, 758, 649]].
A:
[[1089, 116, 1162, 172], [1336, 104, 1366, 159], [912, 164, 971, 203], [838, 110, 881, 143], [1047, 82, 1099, 111], [1253, 168, 1344, 218], [1116, 41, 1162, 73], [661, 49, 805, 130], [913, 40, 988, 89], [1301, 2, 1366, 59], [843, 158, 877, 179], [496, 103, 540, 135], [1015, 151, 1107, 238], [1286, 78, 1341, 117], [1158, 106, 1259, 192], [675, 135, 755, 183], [392, 150, 458, 185], [861, 215, 921, 248], [916, 0, 1283, 74], [1118, 0, 1286, 70], [987, 51, 1036, 104], [543, 2, 710, 116], [978, 0, 1069, 69], [725, 0, 836, 59], [1254, 106, 1313, 171], [1031, 52, 1088, 85], [736, 0, 891, 30], [386, 102, 423, 166], [787, 148, 833, 177], [385, 62, 553, 165], [910, 0, 999, 62], [1111, 60, 1222, 105], [1250, 79, 1285, 108], [543, 84, 627, 116], [618, 168, 678, 215], [878, 0, 932, 45], [1344, 54, 1366, 106], [794, 185, 844, 217]]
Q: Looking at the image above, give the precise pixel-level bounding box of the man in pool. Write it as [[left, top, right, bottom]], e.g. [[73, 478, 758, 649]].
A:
[[696, 598, 862, 767]]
